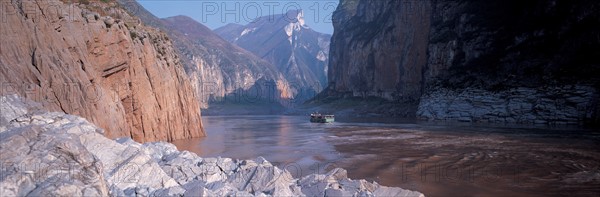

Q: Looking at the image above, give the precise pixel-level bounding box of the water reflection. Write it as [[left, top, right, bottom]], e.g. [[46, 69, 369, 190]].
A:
[[172, 116, 341, 177]]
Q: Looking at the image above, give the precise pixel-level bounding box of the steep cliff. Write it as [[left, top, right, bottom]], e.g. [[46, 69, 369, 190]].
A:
[[215, 10, 331, 101], [327, 0, 432, 101], [0, 0, 205, 142], [327, 0, 600, 123], [425, 0, 600, 88], [420, 0, 600, 124]]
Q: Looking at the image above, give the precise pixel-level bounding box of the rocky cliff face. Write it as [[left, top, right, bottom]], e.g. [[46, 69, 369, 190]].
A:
[[0, 0, 204, 142], [327, 0, 600, 124], [425, 0, 600, 88], [420, 0, 600, 124], [0, 95, 424, 196], [418, 85, 597, 124], [215, 10, 332, 101], [327, 0, 432, 101]]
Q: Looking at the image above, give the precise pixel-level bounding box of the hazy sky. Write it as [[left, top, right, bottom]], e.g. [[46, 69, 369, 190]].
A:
[[137, 0, 339, 34]]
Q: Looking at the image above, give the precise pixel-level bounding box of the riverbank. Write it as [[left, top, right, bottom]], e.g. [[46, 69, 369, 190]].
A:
[[0, 95, 423, 196]]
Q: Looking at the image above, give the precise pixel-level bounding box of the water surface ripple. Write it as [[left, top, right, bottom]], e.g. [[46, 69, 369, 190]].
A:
[[172, 116, 600, 197]]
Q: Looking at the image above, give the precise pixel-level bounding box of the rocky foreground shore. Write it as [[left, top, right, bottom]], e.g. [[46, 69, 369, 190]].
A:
[[0, 95, 423, 197]]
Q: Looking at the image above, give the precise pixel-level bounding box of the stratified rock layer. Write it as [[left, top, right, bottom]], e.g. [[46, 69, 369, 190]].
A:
[[417, 86, 598, 124], [0, 0, 204, 142], [0, 95, 425, 197]]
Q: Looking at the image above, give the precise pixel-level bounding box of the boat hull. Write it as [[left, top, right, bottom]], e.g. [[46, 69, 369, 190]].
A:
[[310, 116, 335, 123]]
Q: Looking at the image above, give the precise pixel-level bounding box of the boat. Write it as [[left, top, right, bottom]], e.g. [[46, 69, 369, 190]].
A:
[[310, 113, 335, 123]]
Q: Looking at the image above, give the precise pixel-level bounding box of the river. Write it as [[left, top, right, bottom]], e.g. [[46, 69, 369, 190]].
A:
[[172, 116, 600, 197]]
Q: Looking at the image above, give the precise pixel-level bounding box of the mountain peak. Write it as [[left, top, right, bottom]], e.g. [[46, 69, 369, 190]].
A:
[[162, 15, 200, 25], [215, 9, 332, 101], [165, 15, 192, 20], [283, 10, 308, 37]]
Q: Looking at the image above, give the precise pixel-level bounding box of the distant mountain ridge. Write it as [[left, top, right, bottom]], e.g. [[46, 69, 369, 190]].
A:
[[160, 15, 291, 101], [117, 0, 293, 111], [215, 10, 331, 101]]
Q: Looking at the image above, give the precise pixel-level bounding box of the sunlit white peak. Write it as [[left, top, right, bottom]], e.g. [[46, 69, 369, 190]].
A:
[[284, 10, 306, 37]]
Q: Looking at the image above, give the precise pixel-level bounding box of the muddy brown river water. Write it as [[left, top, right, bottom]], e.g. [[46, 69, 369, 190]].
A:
[[172, 116, 600, 197]]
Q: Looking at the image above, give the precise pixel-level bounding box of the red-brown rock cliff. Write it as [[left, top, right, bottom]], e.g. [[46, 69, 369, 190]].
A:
[[0, 0, 205, 142]]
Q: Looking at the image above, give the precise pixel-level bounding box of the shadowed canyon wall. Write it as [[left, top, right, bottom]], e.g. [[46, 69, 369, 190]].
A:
[[328, 0, 432, 101], [327, 0, 600, 124], [0, 0, 205, 142]]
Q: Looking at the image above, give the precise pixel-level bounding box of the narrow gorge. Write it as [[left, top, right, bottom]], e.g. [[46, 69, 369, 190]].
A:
[[117, 0, 302, 112], [2, 0, 599, 196]]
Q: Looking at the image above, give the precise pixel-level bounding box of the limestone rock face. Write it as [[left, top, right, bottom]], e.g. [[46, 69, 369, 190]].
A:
[[1, 96, 110, 196], [417, 86, 598, 124], [0, 0, 204, 142], [0, 95, 425, 197], [0, 95, 180, 195]]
